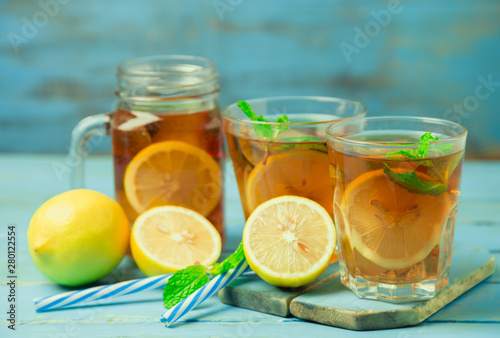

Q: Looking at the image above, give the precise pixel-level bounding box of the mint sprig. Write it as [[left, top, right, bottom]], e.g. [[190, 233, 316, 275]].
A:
[[163, 243, 245, 309], [383, 132, 460, 196], [207, 243, 244, 276], [383, 163, 447, 197], [274, 136, 328, 152], [163, 265, 209, 309], [237, 101, 289, 139], [387, 132, 438, 160], [238, 101, 328, 153]]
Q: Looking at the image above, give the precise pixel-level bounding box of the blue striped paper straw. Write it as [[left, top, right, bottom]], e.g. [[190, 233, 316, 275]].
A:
[[161, 259, 249, 327], [34, 273, 172, 312]]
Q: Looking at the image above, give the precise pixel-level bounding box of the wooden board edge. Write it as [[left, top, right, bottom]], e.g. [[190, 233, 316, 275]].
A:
[[289, 255, 495, 330], [218, 287, 290, 317], [416, 255, 496, 323], [218, 267, 340, 317], [290, 298, 422, 331]]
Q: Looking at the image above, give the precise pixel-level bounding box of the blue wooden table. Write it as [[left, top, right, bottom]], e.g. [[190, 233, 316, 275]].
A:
[[0, 154, 498, 337]]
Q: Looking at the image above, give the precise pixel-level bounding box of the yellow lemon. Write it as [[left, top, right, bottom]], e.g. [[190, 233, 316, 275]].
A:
[[28, 189, 130, 286], [123, 141, 221, 217], [341, 168, 450, 269], [130, 206, 221, 276], [245, 150, 331, 215], [243, 196, 336, 287]]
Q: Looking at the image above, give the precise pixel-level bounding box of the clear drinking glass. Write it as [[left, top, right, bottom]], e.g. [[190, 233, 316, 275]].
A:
[[69, 55, 225, 239], [222, 96, 366, 219], [326, 116, 467, 302]]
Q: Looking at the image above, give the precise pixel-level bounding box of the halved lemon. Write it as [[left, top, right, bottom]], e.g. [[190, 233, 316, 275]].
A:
[[341, 168, 450, 270], [130, 206, 221, 276], [243, 196, 336, 287], [124, 141, 221, 216], [245, 150, 331, 215]]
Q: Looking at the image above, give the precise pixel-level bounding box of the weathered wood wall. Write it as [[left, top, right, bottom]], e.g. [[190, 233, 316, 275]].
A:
[[1, 0, 499, 157]]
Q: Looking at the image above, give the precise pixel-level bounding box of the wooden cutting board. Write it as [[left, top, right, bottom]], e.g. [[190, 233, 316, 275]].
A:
[[218, 242, 495, 330]]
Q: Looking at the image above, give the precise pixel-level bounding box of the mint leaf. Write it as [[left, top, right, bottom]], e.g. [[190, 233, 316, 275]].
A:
[[387, 132, 439, 161], [162, 244, 246, 309], [282, 136, 325, 143], [417, 132, 439, 157], [207, 242, 245, 276], [163, 265, 209, 309], [237, 101, 258, 120], [428, 150, 464, 182], [387, 149, 420, 159], [237, 101, 289, 139], [274, 136, 328, 152], [273, 115, 290, 138], [383, 163, 447, 197]]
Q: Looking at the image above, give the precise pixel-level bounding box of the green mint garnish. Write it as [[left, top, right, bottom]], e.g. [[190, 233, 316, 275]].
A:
[[237, 101, 327, 160], [383, 163, 447, 197], [274, 136, 328, 152], [427, 150, 463, 182], [207, 242, 244, 276], [163, 265, 209, 309], [237, 101, 289, 139], [383, 132, 461, 196], [163, 243, 245, 309], [387, 132, 438, 160]]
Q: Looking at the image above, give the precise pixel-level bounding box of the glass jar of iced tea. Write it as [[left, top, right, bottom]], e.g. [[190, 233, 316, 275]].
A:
[[69, 56, 224, 239]]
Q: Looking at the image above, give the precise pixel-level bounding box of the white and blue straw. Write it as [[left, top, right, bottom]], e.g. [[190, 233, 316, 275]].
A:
[[161, 259, 249, 327], [34, 259, 250, 328], [34, 273, 172, 312]]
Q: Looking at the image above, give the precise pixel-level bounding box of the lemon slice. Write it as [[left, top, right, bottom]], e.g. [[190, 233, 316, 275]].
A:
[[130, 206, 221, 276], [245, 150, 331, 215], [243, 196, 336, 287], [124, 141, 221, 216], [341, 168, 450, 270]]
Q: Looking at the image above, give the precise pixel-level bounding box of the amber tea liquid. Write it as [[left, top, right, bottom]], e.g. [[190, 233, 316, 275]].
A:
[[225, 130, 332, 219], [111, 107, 224, 237], [330, 132, 463, 299]]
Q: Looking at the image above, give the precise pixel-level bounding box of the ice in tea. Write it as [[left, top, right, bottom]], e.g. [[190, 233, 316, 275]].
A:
[[111, 107, 224, 237]]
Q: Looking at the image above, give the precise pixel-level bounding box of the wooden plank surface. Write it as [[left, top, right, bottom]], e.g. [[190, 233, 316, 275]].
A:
[[218, 263, 340, 317], [289, 244, 494, 330], [0, 155, 499, 337]]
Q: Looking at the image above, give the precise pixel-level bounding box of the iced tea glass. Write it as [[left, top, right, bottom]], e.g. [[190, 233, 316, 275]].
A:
[[69, 55, 224, 238], [222, 97, 366, 218], [326, 116, 467, 302]]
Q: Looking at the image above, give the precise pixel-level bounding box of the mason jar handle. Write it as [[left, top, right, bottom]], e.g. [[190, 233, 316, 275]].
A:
[[68, 113, 112, 188]]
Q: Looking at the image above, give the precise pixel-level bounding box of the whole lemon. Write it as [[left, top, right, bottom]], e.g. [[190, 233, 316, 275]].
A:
[[28, 189, 130, 287]]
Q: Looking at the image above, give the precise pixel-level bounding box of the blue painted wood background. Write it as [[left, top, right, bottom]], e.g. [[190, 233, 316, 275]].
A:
[[1, 0, 500, 157]]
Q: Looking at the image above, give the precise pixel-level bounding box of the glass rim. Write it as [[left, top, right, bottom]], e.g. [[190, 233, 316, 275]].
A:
[[222, 96, 367, 126], [116, 55, 217, 78], [326, 115, 468, 147]]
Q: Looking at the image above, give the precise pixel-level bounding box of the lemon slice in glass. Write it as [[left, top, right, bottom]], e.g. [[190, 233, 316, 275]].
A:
[[342, 168, 450, 270]]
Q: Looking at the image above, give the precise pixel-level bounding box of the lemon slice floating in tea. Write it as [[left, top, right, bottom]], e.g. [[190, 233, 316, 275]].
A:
[[245, 150, 331, 215], [341, 168, 451, 270], [131, 205, 221, 276], [124, 141, 221, 216], [243, 195, 336, 287]]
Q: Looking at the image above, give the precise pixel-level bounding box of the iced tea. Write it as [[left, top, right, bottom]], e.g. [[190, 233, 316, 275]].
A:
[[327, 117, 467, 302], [225, 132, 331, 218], [222, 97, 367, 218], [111, 107, 224, 236], [69, 55, 224, 239]]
